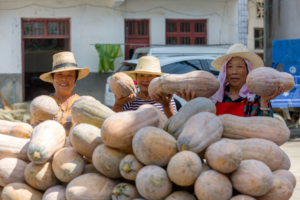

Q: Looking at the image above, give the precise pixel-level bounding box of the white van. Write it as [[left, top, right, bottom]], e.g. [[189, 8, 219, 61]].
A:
[[132, 46, 229, 59]]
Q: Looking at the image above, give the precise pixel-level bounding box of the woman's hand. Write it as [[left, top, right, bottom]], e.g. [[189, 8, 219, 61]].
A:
[[115, 94, 135, 106], [175, 89, 196, 102], [260, 85, 285, 107], [152, 92, 173, 106]]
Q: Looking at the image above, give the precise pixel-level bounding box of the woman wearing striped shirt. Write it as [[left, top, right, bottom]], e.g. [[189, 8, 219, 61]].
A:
[[112, 56, 177, 118]]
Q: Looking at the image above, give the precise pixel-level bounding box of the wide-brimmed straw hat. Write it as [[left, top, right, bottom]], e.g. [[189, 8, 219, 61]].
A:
[[211, 43, 264, 71], [40, 52, 90, 83], [124, 56, 166, 80]]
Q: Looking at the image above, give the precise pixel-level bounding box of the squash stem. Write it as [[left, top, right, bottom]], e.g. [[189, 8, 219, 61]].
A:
[[113, 187, 121, 196], [180, 144, 189, 151], [32, 151, 41, 161], [122, 163, 131, 173]]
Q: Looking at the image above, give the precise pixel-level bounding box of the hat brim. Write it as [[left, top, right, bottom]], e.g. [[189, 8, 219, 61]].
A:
[[40, 66, 90, 83], [211, 52, 264, 71], [124, 71, 166, 80]]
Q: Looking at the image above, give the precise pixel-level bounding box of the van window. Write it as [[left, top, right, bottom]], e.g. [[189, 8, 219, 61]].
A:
[[118, 65, 136, 72], [161, 60, 201, 74], [206, 60, 219, 75]]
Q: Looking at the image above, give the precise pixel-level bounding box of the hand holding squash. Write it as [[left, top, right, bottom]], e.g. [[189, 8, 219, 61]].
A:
[[114, 94, 135, 106], [151, 92, 173, 106], [175, 89, 196, 102], [261, 84, 285, 104]]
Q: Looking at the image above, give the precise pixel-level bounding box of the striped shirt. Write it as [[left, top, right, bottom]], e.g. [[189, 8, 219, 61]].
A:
[[122, 97, 178, 113]]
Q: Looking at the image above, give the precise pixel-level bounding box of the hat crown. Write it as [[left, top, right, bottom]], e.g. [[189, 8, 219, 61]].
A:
[[135, 56, 162, 73], [53, 52, 77, 68], [226, 43, 249, 55]]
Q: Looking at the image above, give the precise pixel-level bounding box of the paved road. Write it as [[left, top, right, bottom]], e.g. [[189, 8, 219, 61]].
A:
[[280, 134, 300, 199]]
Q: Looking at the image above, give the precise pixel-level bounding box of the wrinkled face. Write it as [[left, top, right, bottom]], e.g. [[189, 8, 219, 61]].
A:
[[226, 57, 248, 89], [136, 73, 158, 93], [53, 71, 76, 96]]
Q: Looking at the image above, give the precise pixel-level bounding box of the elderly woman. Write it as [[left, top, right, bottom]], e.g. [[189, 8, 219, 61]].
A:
[[177, 44, 284, 117], [112, 56, 177, 118], [31, 52, 90, 134]]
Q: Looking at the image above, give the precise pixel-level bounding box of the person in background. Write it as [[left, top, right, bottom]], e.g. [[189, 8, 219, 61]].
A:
[[31, 52, 90, 135], [112, 56, 177, 118]]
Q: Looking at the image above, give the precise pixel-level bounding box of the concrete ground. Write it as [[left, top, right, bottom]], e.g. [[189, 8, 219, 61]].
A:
[[280, 129, 300, 199]]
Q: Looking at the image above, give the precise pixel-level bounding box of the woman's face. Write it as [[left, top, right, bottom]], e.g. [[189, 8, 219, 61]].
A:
[[53, 70, 76, 96], [226, 57, 248, 89], [136, 73, 158, 93]]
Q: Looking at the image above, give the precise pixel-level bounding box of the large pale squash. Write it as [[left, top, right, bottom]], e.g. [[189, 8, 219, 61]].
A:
[[230, 195, 256, 200], [24, 162, 60, 191], [109, 72, 137, 99], [132, 127, 177, 167], [2, 183, 43, 200], [194, 170, 232, 200], [28, 120, 66, 164], [101, 108, 159, 148], [119, 154, 144, 181], [43, 185, 66, 200], [246, 67, 295, 96], [205, 140, 243, 173], [136, 165, 172, 200], [167, 151, 202, 186], [278, 150, 291, 170], [137, 104, 167, 129], [165, 191, 196, 200], [164, 97, 216, 138], [0, 120, 32, 138], [272, 169, 297, 188], [0, 158, 27, 187], [66, 173, 120, 200], [148, 71, 220, 99], [69, 123, 103, 160], [71, 99, 115, 128], [219, 114, 290, 146], [222, 138, 284, 171], [112, 183, 141, 200], [0, 134, 29, 162], [30, 95, 59, 122], [52, 147, 85, 183], [92, 144, 126, 178], [257, 175, 293, 200], [177, 112, 223, 153], [231, 160, 273, 196]]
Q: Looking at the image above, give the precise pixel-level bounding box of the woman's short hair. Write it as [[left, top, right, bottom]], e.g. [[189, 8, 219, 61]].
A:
[[51, 70, 79, 81]]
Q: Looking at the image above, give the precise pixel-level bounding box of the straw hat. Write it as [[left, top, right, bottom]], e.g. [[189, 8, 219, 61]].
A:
[[124, 56, 166, 80], [211, 43, 264, 71], [40, 52, 90, 83]]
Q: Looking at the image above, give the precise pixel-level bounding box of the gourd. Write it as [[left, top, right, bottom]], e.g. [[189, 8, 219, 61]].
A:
[[30, 95, 59, 122], [101, 109, 159, 148], [69, 123, 103, 160], [2, 183, 43, 200], [112, 183, 141, 200], [92, 144, 126, 179], [132, 127, 177, 167], [71, 99, 115, 128], [256, 175, 293, 200], [222, 138, 284, 171], [272, 169, 297, 188], [65, 173, 120, 200], [230, 195, 256, 200], [231, 160, 273, 196], [205, 139, 243, 173], [43, 185, 66, 200], [0, 158, 27, 187], [52, 147, 85, 183], [148, 71, 220, 99], [28, 120, 66, 164], [219, 114, 290, 146], [137, 104, 167, 129], [136, 165, 172, 200], [164, 97, 216, 138], [194, 170, 232, 200], [24, 162, 60, 191], [165, 191, 196, 200], [167, 151, 202, 186], [177, 112, 223, 154], [278, 150, 291, 170], [0, 120, 32, 138], [0, 134, 30, 162], [119, 155, 144, 181], [109, 72, 137, 98], [246, 67, 295, 96]]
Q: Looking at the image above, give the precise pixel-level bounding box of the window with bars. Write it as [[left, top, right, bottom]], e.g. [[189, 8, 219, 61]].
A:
[[166, 20, 207, 45], [257, 1, 264, 18], [254, 28, 264, 49], [125, 20, 149, 37]]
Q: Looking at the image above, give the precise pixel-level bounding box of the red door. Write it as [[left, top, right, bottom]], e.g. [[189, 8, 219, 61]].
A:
[[125, 19, 150, 60]]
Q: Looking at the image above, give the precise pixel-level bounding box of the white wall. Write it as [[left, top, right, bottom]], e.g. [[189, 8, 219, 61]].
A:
[[0, 0, 239, 75]]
